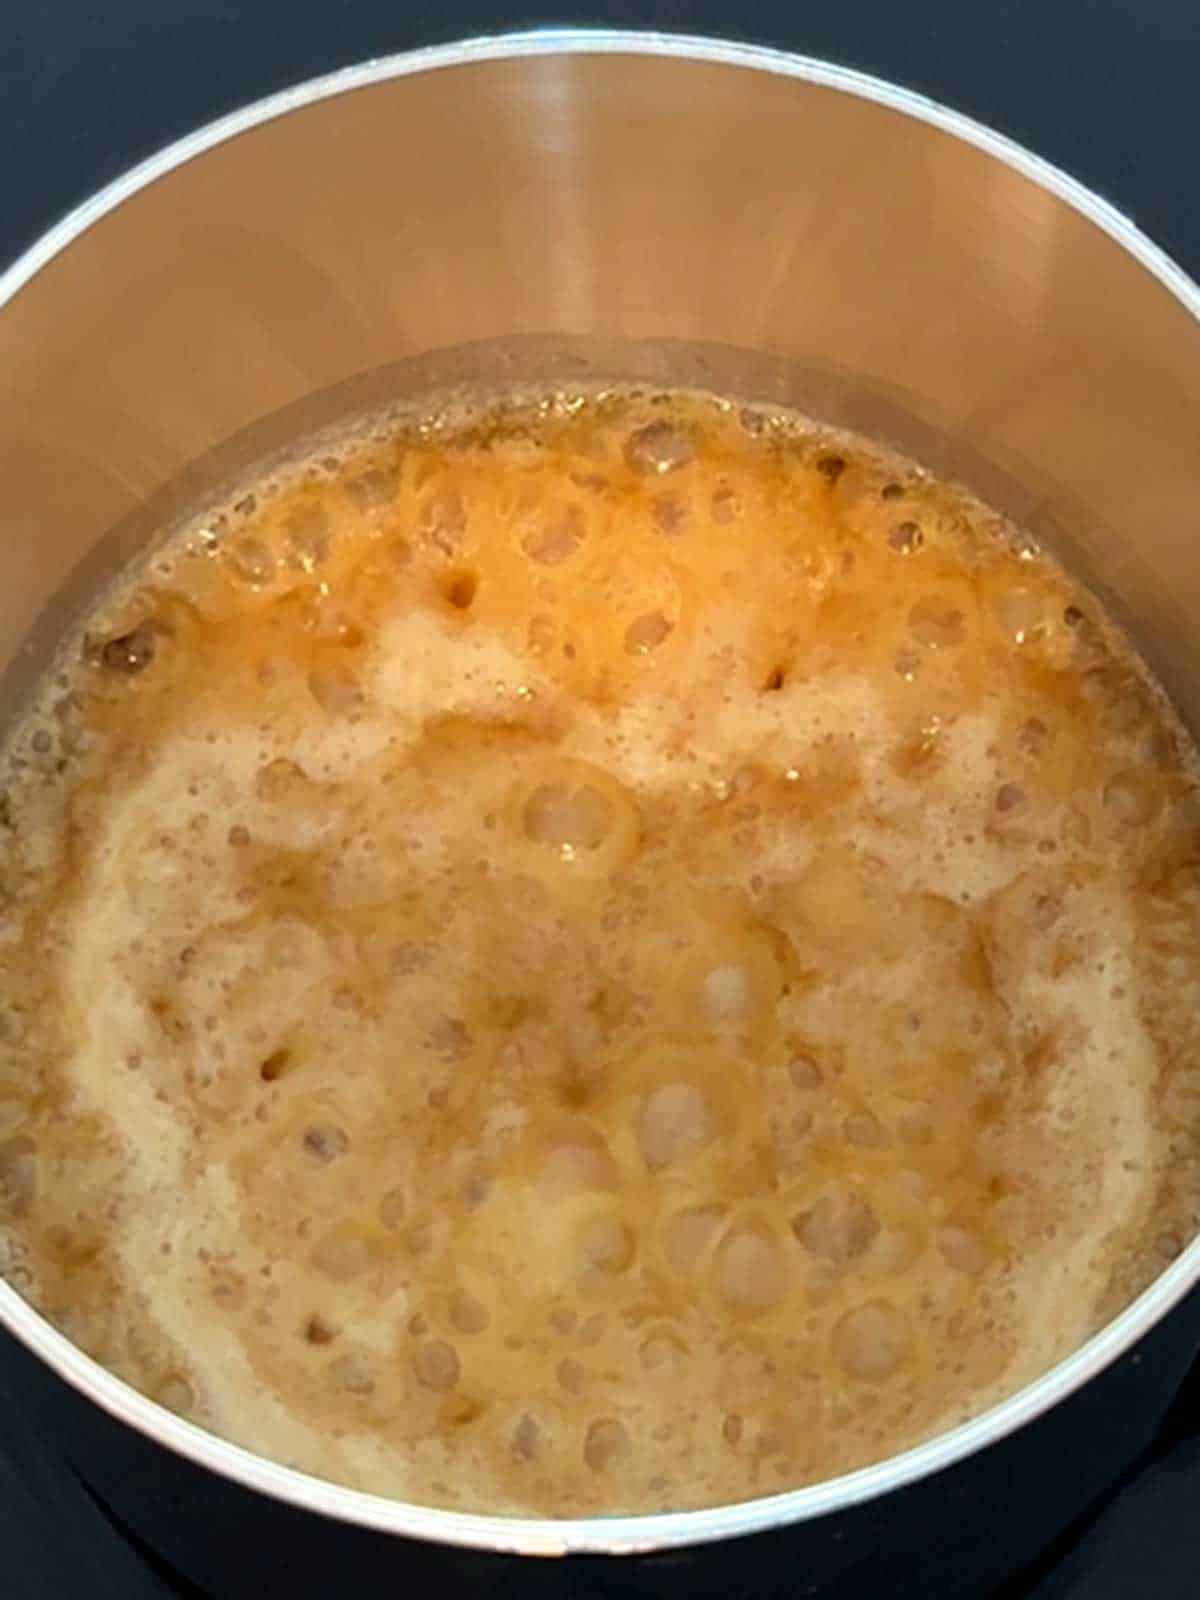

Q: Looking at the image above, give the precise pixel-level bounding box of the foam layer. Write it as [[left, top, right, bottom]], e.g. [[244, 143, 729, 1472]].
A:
[[0, 388, 1198, 1515]]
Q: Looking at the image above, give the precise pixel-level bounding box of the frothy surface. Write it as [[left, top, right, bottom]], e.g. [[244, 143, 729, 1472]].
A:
[[1, 388, 1199, 1514]]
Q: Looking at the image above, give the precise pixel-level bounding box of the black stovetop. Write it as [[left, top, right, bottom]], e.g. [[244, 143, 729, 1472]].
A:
[[3, 4, 1200, 1596]]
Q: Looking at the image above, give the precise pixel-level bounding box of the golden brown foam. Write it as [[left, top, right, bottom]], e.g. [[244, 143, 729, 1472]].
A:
[[0, 388, 1198, 1514]]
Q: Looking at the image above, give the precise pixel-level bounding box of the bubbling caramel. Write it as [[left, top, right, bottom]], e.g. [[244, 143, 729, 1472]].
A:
[[0, 386, 1199, 1515]]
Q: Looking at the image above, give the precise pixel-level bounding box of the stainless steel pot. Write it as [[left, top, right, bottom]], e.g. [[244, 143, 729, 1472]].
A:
[[2, 28, 1200, 1595]]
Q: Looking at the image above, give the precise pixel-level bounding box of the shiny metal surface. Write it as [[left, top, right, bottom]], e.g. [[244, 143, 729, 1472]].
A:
[[2, 28, 1200, 1559]]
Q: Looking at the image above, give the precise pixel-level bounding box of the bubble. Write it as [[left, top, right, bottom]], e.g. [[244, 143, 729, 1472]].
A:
[[792, 1193, 879, 1265], [654, 495, 688, 534], [722, 1413, 744, 1445], [255, 757, 310, 803], [308, 663, 364, 717], [583, 1417, 631, 1471], [1017, 717, 1050, 757], [833, 1299, 912, 1381], [302, 1124, 349, 1163], [664, 1205, 726, 1271], [898, 1109, 933, 1146], [624, 612, 674, 655], [909, 597, 965, 650], [815, 454, 846, 484], [442, 1391, 486, 1427], [512, 1413, 540, 1460], [638, 1082, 717, 1170], [420, 488, 466, 553], [523, 783, 612, 854], [888, 521, 923, 554], [557, 1357, 586, 1394], [0, 1136, 36, 1218], [442, 570, 479, 610], [843, 1110, 887, 1148], [304, 1314, 338, 1345], [527, 614, 556, 656], [284, 504, 331, 571], [625, 421, 695, 476], [938, 1226, 988, 1276], [227, 823, 250, 848], [229, 538, 276, 585], [345, 469, 395, 511], [787, 1054, 823, 1090], [258, 1048, 293, 1083], [578, 1213, 635, 1273], [714, 1225, 787, 1312], [638, 1328, 687, 1372], [541, 1130, 620, 1195], [1032, 892, 1063, 931], [894, 647, 922, 682], [710, 486, 739, 526], [100, 624, 158, 675], [413, 1340, 461, 1392], [789, 1109, 814, 1139], [425, 1016, 472, 1062], [702, 965, 752, 1022], [449, 1289, 490, 1334], [1103, 769, 1162, 825], [995, 783, 1026, 814], [310, 1228, 372, 1282], [992, 584, 1048, 644], [154, 1374, 195, 1414], [896, 1168, 931, 1202], [330, 1353, 376, 1395], [869, 1226, 924, 1277], [522, 507, 584, 565], [208, 1264, 246, 1309], [405, 1223, 433, 1256]]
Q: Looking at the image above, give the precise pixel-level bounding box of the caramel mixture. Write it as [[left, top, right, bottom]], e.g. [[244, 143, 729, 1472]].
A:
[[0, 388, 1198, 1514]]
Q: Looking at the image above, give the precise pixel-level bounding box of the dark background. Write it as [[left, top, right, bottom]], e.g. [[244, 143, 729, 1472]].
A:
[[7, 0, 1200, 279], [3, 3, 1200, 1596]]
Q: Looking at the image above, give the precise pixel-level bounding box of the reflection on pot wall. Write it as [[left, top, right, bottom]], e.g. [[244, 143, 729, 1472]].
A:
[[3, 55, 1199, 694]]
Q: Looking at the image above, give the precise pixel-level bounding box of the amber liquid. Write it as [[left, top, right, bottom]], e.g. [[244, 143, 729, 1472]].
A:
[[0, 387, 1198, 1514]]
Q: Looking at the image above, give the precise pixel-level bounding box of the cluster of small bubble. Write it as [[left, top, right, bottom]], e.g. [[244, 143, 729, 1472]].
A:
[[0, 383, 1196, 1516]]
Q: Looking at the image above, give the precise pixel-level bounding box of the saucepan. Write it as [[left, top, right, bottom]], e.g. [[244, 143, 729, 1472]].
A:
[[2, 30, 1200, 1598]]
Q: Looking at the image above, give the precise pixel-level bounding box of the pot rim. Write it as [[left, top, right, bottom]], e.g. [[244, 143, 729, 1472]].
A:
[[2, 26, 1199, 1560]]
